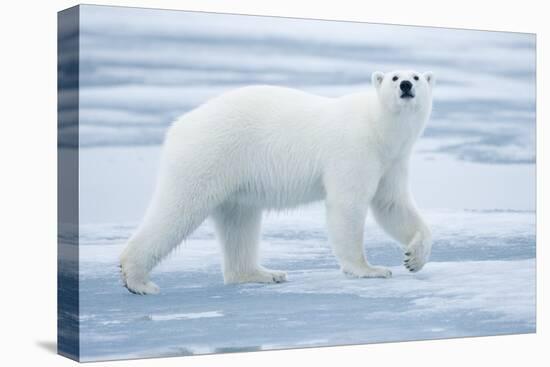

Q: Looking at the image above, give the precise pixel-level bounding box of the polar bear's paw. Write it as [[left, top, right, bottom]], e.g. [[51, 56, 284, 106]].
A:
[[120, 265, 160, 295], [343, 265, 392, 279], [404, 251, 427, 272], [404, 232, 432, 272], [224, 267, 287, 284], [124, 279, 160, 295]]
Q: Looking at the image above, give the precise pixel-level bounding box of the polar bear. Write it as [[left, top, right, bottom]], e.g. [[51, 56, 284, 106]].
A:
[[120, 70, 435, 295]]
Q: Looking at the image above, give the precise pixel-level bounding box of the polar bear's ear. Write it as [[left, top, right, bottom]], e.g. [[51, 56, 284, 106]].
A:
[[372, 71, 384, 89], [423, 71, 435, 87]]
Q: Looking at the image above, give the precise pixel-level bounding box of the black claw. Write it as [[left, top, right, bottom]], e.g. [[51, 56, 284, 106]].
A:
[[123, 283, 141, 295], [405, 252, 411, 256], [404, 259, 409, 263]]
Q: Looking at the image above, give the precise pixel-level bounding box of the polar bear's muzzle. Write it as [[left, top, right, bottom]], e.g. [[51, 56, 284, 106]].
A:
[[400, 80, 415, 99]]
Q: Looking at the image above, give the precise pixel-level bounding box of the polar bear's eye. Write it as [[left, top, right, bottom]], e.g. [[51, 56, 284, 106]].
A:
[[413, 75, 419, 81], [392, 76, 399, 82]]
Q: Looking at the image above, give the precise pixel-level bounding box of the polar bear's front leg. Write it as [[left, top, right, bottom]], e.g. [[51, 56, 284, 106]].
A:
[[371, 160, 432, 272], [213, 202, 287, 284], [325, 200, 392, 279]]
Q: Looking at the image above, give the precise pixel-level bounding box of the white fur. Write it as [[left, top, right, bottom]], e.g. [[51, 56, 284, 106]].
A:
[[120, 70, 435, 295]]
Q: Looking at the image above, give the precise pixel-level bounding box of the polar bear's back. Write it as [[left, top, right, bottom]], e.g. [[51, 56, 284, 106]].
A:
[[161, 86, 339, 209], [181, 85, 331, 128], [167, 85, 334, 154]]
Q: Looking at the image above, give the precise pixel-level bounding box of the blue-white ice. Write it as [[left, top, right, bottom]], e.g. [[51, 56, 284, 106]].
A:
[[63, 5, 536, 165], [60, 5, 537, 362], [77, 208, 535, 361]]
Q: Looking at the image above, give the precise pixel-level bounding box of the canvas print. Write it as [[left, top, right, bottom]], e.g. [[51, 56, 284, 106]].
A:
[[58, 4, 536, 362]]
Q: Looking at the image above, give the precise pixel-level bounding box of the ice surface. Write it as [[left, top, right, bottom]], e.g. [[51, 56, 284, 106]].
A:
[[149, 311, 224, 321], [64, 5, 536, 165], [76, 208, 535, 361]]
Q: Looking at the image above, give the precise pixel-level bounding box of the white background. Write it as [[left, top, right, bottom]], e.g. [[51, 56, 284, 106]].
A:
[[0, 0, 547, 365]]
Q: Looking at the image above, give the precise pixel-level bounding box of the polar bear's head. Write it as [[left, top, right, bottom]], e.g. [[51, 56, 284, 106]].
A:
[[371, 70, 434, 113]]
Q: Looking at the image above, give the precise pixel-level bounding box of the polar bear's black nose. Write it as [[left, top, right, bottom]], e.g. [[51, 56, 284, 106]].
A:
[[400, 80, 413, 92]]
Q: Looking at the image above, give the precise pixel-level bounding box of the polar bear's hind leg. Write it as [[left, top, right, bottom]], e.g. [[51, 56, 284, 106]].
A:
[[213, 202, 287, 284], [120, 179, 215, 295]]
